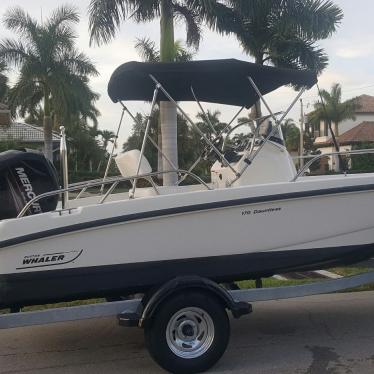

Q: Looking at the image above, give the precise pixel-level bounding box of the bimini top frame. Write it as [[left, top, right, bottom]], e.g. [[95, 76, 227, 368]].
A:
[[104, 59, 317, 194]]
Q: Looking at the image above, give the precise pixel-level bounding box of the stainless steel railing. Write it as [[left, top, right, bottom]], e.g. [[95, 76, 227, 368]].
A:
[[291, 148, 374, 182], [17, 169, 212, 218]]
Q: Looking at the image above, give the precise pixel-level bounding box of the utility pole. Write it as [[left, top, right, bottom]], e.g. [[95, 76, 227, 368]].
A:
[[299, 99, 304, 169]]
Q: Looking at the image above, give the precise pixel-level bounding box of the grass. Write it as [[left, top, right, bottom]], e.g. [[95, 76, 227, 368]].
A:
[[329, 267, 371, 277], [238, 267, 374, 293], [237, 277, 318, 289], [0, 298, 105, 315], [328, 267, 374, 292]]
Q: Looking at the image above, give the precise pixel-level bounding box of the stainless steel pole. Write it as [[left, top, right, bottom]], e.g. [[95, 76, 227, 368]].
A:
[[299, 99, 305, 169], [120, 102, 178, 171], [149, 75, 239, 177], [100, 108, 125, 194], [190, 86, 218, 136], [130, 85, 160, 198], [59, 126, 69, 209]]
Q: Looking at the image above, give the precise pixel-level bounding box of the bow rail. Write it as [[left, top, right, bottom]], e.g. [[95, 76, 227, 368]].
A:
[[17, 169, 212, 219]]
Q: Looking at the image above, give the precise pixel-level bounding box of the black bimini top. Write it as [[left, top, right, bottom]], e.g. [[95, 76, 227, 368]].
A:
[[108, 59, 317, 108]]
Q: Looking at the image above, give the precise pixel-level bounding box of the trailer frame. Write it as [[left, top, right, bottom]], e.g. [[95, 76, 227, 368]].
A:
[[1, 271, 373, 373]]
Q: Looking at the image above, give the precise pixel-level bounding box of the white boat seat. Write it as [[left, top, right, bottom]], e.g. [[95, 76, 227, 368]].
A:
[[115, 150, 152, 178]]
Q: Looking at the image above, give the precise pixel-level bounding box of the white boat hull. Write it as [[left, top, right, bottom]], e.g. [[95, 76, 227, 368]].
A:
[[1, 173, 374, 307]]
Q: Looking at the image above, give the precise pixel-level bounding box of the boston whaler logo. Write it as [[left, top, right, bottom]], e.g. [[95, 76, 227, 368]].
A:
[[17, 250, 83, 269]]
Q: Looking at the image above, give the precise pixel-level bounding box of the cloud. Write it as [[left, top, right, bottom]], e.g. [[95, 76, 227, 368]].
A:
[[1, 0, 374, 147], [336, 45, 374, 59]]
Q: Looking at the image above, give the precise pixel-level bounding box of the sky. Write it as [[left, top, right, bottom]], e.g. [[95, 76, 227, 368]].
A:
[[1, 0, 374, 146]]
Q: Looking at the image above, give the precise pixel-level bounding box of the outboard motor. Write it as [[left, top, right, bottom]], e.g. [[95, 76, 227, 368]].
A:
[[0, 149, 59, 220]]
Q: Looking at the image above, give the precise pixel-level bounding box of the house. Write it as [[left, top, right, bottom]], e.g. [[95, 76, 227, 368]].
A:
[[313, 94, 374, 139], [310, 95, 374, 171], [0, 103, 60, 158]]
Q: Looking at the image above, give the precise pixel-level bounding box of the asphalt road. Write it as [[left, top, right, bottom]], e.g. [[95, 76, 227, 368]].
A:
[[0, 291, 373, 374]]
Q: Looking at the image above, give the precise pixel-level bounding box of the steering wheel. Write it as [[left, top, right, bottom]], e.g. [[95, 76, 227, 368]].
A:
[[202, 136, 224, 162], [222, 122, 255, 153]]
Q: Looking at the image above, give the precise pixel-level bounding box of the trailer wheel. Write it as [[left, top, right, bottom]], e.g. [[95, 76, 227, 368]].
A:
[[144, 291, 230, 374]]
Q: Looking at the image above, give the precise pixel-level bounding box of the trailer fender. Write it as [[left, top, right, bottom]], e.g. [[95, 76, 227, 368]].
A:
[[118, 276, 252, 328]]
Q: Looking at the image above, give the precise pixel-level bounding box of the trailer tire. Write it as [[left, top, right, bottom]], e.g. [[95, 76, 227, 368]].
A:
[[144, 291, 230, 374]]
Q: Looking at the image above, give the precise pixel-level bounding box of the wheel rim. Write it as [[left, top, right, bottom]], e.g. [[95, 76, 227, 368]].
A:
[[166, 307, 215, 359]]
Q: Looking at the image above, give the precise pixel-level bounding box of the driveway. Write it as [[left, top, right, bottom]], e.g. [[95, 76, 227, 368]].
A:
[[0, 291, 373, 373]]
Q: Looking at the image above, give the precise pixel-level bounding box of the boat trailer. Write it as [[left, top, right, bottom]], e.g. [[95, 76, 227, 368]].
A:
[[1, 271, 373, 373]]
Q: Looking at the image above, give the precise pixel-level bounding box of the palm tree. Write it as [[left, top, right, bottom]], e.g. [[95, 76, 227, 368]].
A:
[[88, 0, 235, 185], [309, 83, 358, 170], [228, 0, 343, 118], [100, 129, 116, 151], [0, 62, 8, 102], [282, 118, 295, 139], [135, 37, 194, 63], [24, 106, 44, 127], [0, 6, 99, 161], [309, 83, 358, 144], [67, 118, 105, 173], [134, 37, 194, 175], [310, 83, 358, 137], [196, 109, 227, 140], [281, 118, 300, 152], [123, 111, 159, 171]]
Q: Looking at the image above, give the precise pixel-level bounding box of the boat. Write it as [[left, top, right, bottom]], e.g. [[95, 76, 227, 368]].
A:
[[1, 59, 374, 309]]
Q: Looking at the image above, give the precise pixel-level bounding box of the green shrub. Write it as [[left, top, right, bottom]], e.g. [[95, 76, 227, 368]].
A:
[[351, 143, 374, 172]]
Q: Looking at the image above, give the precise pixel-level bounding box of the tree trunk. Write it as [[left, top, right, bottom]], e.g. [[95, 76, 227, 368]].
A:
[[43, 92, 53, 162], [327, 120, 341, 171], [250, 55, 263, 120], [317, 86, 342, 171], [160, 0, 178, 185], [250, 100, 262, 120], [160, 101, 178, 181]]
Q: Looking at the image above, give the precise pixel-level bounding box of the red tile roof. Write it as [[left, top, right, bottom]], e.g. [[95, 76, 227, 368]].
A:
[[317, 121, 374, 146], [0, 122, 61, 142], [338, 121, 374, 144], [354, 95, 374, 113]]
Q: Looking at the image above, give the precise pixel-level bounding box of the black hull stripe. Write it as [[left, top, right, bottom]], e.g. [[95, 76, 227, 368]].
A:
[[1, 182, 374, 249], [1, 244, 374, 308]]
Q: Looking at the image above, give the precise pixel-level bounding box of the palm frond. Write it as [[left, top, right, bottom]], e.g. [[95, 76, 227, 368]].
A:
[[48, 24, 77, 53], [88, 0, 130, 46], [3, 7, 39, 43], [173, 40, 195, 62], [134, 37, 160, 62], [186, 0, 241, 35], [267, 36, 328, 73], [7, 74, 43, 118], [60, 49, 99, 76], [285, 0, 343, 40], [46, 5, 79, 31], [131, 0, 160, 22], [49, 69, 100, 125], [0, 61, 9, 101], [0, 39, 31, 67], [229, 0, 342, 76], [173, 3, 201, 48]]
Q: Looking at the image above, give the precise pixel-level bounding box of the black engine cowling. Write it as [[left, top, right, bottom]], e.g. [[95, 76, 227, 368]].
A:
[[0, 149, 59, 220]]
